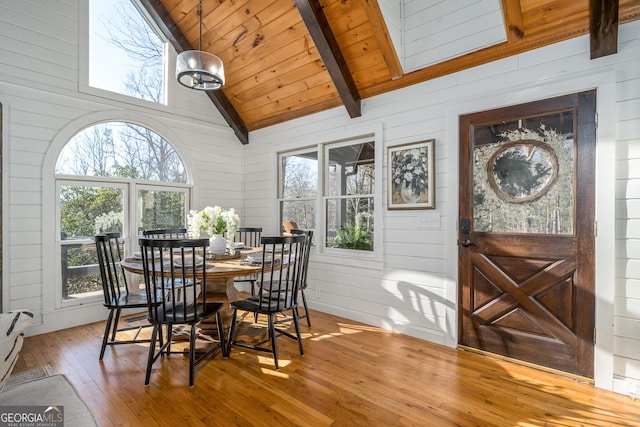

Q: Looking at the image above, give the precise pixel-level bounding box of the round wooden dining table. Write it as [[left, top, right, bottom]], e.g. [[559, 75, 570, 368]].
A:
[[119, 247, 263, 341]]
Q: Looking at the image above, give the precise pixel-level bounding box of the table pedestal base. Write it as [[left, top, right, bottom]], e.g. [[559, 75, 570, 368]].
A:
[[198, 277, 238, 335]]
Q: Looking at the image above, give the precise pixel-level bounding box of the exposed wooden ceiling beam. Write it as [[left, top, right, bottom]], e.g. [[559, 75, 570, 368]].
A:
[[294, 0, 361, 119], [589, 0, 619, 59], [138, 0, 250, 145], [502, 0, 525, 41], [360, 0, 403, 80]]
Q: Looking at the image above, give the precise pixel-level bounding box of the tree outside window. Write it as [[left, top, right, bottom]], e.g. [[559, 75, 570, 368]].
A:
[[279, 151, 318, 232]]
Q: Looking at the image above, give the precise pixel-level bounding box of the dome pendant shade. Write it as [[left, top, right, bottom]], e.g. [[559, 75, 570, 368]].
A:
[[176, 50, 225, 90]]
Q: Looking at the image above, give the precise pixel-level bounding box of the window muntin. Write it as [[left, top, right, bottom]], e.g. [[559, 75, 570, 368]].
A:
[[88, 0, 167, 104]]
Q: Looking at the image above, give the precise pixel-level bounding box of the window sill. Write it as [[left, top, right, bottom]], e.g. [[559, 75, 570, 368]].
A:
[[59, 292, 103, 309]]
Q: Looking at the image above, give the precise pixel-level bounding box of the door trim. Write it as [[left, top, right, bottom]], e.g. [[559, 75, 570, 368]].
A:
[[444, 72, 616, 390]]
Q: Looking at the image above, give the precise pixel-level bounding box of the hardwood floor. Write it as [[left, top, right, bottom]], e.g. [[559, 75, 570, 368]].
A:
[[14, 309, 640, 426]]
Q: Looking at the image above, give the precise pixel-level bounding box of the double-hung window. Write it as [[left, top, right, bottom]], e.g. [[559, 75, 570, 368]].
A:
[[279, 136, 377, 255]]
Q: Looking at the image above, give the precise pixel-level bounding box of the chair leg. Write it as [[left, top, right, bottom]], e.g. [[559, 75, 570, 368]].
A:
[[111, 308, 122, 340], [166, 324, 173, 355], [189, 324, 197, 387], [292, 308, 304, 356], [99, 309, 115, 360], [300, 290, 311, 327], [215, 312, 225, 359], [226, 309, 239, 357], [145, 324, 160, 386], [268, 314, 279, 370]]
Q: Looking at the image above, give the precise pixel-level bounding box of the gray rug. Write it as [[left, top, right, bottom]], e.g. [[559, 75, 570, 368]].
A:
[[4, 364, 53, 390], [0, 370, 99, 426]]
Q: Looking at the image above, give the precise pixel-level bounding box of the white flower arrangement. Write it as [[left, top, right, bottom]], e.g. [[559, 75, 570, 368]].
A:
[[187, 206, 240, 253]]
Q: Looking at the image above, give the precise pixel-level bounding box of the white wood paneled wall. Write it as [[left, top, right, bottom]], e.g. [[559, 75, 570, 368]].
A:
[[404, 0, 506, 71], [385, 0, 507, 73], [248, 20, 640, 395]]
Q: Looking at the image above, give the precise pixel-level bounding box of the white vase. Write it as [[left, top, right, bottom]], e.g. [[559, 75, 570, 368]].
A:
[[209, 234, 226, 254]]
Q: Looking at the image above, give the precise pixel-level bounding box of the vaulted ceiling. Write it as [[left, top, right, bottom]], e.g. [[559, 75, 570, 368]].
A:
[[139, 0, 640, 144]]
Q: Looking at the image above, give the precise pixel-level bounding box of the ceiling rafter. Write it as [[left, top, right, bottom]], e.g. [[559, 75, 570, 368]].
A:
[[293, 0, 361, 119], [589, 0, 619, 59], [138, 0, 250, 145], [502, 0, 525, 41], [359, 0, 403, 80]]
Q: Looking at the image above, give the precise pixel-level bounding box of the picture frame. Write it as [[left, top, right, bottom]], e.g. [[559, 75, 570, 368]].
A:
[[387, 139, 435, 210]]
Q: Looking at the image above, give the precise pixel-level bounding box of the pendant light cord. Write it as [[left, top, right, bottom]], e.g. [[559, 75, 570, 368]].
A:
[[198, 0, 203, 52]]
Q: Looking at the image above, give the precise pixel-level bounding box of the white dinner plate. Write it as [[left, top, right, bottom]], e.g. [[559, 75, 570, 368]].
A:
[[245, 254, 273, 264], [133, 250, 161, 259], [264, 244, 288, 253], [172, 247, 193, 253], [173, 256, 204, 268]]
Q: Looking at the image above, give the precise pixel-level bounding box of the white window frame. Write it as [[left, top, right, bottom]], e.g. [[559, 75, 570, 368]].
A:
[[277, 145, 319, 232], [278, 132, 382, 262], [133, 182, 192, 239], [55, 175, 191, 308], [56, 177, 129, 308], [79, 0, 175, 112], [321, 136, 376, 257]]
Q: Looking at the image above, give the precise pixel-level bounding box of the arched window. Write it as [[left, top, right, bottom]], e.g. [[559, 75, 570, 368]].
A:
[[55, 122, 190, 304]]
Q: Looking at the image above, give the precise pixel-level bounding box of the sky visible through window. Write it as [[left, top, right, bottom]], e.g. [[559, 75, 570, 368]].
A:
[[89, 0, 132, 93], [89, 0, 164, 101]]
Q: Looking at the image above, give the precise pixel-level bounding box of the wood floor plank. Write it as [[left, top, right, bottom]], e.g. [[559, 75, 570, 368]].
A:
[[13, 309, 640, 426]]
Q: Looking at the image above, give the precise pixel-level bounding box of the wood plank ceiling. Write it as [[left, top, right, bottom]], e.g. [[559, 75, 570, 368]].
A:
[[140, 0, 640, 144]]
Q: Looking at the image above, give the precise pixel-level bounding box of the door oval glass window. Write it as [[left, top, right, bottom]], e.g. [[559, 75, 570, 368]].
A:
[[487, 140, 558, 203]]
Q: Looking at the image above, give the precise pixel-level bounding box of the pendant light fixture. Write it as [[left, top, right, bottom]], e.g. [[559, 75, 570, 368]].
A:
[[176, 0, 225, 90]]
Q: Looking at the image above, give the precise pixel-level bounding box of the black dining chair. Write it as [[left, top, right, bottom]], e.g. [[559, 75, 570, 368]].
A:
[[226, 235, 306, 370], [142, 228, 190, 295], [290, 229, 313, 327], [233, 227, 263, 295], [142, 228, 188, 239], [94, 232, 155, 361], [139, 237, 225, 387]]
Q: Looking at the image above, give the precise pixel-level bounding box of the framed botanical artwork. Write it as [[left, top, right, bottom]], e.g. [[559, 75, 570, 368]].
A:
[[387, 139, 435, 210]]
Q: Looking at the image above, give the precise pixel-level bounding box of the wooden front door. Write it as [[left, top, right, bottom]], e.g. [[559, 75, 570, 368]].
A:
[[458, 91, 596, 378]]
